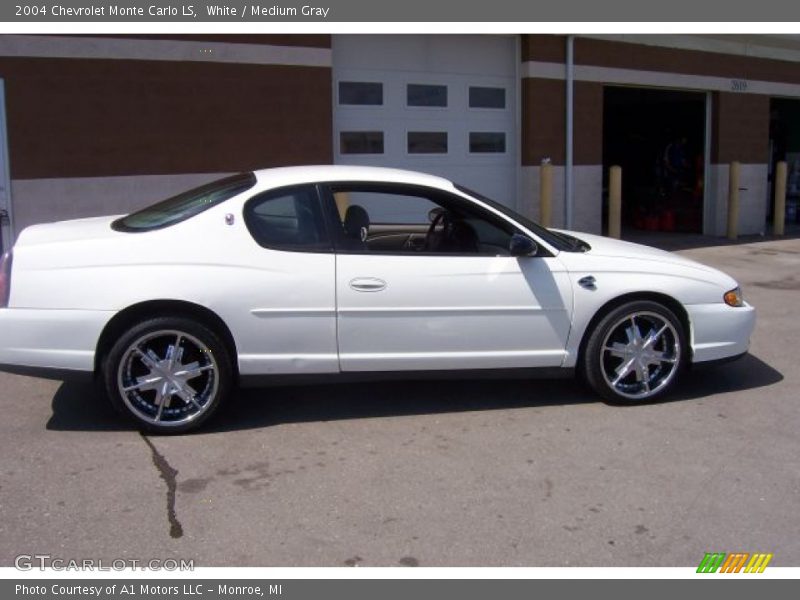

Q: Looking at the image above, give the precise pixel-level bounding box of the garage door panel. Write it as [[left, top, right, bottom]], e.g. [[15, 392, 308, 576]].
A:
[[333, 35, 517, 207]]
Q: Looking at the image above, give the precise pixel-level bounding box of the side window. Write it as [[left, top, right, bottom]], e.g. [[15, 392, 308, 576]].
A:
[[335, 190, 437, 225], [244, 186, 330, 251], [326, 184, 517, 256]]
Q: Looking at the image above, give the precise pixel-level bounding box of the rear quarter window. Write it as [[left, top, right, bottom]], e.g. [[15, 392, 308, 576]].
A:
[[243, 185, 331, 252], [112, 172, 256, 232]]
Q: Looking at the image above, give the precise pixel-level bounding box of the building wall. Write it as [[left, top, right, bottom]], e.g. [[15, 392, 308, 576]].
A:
[[0, 35, 333, 233], [3, 34, 800, 239], [520, 36, 607, 233], [520, 34, 798, 236], [707, 92, 771, 235], [520, 73, 603, 232]]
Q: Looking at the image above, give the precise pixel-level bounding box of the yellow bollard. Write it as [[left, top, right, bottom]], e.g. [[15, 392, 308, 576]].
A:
[[727, 161, 740, 241], [334, 191, 349, 221], [774, 161, 787, 236], [539, 160, 553, 227], [608, 165, 622, 239]]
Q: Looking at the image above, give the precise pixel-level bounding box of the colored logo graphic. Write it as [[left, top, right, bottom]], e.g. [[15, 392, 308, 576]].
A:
[[697, 552, 773, 573]]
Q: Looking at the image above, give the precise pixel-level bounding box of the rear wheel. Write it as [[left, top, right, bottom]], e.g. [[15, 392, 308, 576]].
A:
[[583, 301, 686, 404], [103, 316, 232, 433]]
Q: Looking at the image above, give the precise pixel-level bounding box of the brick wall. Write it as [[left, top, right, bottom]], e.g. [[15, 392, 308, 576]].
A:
[[711, 92, 770, 164]]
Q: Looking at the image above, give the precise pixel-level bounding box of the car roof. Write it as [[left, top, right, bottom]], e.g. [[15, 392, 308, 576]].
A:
[[251, 165, 456, 191]]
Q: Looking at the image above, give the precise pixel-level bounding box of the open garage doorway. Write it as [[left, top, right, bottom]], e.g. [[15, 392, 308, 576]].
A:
[[769, 98, 800, 230], [603, 87, 707, 235]]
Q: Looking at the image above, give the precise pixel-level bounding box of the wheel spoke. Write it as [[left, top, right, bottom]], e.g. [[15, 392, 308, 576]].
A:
[[123, 375, 163, 393], [630, 317, 643, 343], [634, 361, 648, 383], [176, 386, 203, 410], [612, 358, 636, 385], [153, 386, 166, 422], [605, 342, 632, 358], [166, 335, 183, 368], [650, 350, 677, 365], [644, 323, 669, 348], [174, 362, 214, 380], [134, 348, 159, 369]]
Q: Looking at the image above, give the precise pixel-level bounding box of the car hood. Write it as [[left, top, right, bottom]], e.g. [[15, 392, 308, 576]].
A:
[[553, 230, 734, 280], [16, 215, 124, 247]]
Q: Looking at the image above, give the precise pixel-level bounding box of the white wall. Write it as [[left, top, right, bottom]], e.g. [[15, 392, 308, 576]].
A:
[[706, 164, 769, 236], [519, 165, 603, 234]]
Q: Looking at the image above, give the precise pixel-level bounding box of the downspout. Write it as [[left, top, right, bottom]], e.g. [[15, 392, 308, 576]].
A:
[[565, 35, 574, 229]]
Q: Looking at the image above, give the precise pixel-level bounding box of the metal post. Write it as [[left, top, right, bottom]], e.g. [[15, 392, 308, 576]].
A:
[[565, 35, 574, 230], [539, 159, 553, 227], [774, 160, 787, 236], [0, 80, 13, 253], [727, 161, 740, 241], [608, 165, 622, 239]]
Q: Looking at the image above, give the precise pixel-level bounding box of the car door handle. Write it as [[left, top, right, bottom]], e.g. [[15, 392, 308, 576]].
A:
[[349, 277, 387, 292]]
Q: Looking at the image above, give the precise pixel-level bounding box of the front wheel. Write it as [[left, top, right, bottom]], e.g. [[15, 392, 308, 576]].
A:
[[103, 317, 233, 433], [582, 301, 686, 404]]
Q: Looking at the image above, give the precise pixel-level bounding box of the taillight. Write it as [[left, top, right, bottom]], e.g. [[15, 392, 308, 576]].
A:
[[0, 250, 12, 308]]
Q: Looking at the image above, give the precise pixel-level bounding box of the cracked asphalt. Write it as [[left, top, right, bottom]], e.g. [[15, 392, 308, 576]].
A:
[[1, 235, 798, 567]]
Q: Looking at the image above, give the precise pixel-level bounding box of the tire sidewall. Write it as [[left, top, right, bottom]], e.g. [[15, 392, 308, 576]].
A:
[[102, 316, 233, 433]]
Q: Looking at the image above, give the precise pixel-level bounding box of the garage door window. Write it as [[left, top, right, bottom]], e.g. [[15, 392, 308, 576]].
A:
[[340, 131, 384, 155], [339, 81, 383, 106], [407, 131, 448, 154], [469, 132, 506, 154], [469, 86, 506, 109], [407, 84, 448, 107]]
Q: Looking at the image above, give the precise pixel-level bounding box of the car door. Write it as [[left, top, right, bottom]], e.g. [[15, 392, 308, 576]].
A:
[[232, 184, 338, 376], [324, 183, 573, 372]]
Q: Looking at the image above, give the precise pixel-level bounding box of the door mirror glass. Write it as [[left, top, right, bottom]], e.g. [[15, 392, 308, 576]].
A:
[[509, 233, 538, 257]]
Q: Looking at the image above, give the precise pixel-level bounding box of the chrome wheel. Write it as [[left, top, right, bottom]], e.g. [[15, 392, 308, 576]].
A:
[[600, 311, 681, 400], [116, 329, 219, 428]]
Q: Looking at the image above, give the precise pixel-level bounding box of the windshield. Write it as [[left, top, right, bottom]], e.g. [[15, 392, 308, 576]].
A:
[[453, 184, 577, 252], [112, 172, 257, 232]]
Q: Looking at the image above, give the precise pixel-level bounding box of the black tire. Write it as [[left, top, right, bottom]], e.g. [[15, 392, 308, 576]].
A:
[[582, 300, 686, 404], [102, 316, 233, 433]]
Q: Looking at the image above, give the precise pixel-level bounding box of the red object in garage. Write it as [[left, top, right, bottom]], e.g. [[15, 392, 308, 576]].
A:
[[659, 210, 676, 232]]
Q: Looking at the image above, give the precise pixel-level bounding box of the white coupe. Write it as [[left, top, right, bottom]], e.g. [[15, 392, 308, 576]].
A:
[[0, 166, 755, 432]]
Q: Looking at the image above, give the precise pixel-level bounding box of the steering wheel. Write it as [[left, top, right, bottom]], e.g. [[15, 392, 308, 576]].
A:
[[424, 209, 451, 251]]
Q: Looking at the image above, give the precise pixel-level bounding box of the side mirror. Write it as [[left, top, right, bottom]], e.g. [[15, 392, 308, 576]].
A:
[[509, 233, 538, 257]]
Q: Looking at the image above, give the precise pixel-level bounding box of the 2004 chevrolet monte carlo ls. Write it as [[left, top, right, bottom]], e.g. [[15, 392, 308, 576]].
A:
[[0, 166, 755, 433]]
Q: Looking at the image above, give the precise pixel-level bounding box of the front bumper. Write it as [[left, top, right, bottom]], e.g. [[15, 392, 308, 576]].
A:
[[0, 308, 113, 377], [687, 301, 756, 363]]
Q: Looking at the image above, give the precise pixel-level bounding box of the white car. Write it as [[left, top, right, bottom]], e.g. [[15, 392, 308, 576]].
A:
[[0, 166, 755, 433]]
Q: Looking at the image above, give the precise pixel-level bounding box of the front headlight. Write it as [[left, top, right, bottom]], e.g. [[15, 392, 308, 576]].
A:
[[724, 286, 744, 307]]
